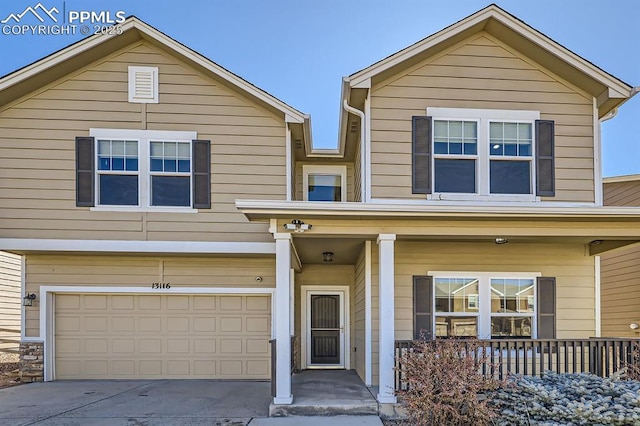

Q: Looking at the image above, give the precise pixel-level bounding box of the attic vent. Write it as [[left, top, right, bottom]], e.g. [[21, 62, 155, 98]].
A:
[[128, 66, 158, 103], [350, 120, 359, 133], [294, 139, 303, 149]]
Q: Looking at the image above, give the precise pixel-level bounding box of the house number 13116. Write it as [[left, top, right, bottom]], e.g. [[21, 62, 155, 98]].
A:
[[151, 283, 171, 289]]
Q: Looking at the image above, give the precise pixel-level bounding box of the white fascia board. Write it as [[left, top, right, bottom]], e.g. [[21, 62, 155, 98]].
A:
[[0, 19, 138, 92], [603, 174, 640, 184], [132, 19, 307, 123], [236, 199, 640, 219], [0, 239, 275, 254], [0, 17, 308, 124], [349, 6, 631, 95]]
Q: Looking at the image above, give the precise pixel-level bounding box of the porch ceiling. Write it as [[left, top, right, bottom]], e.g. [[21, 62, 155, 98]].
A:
[[293, 237, 363, 265]]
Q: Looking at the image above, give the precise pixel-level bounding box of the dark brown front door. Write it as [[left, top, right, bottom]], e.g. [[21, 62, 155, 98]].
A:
[[310, 294, 341, 364]]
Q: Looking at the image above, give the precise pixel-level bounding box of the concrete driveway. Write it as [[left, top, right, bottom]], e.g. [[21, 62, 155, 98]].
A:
[[0, 380, 272, 425]]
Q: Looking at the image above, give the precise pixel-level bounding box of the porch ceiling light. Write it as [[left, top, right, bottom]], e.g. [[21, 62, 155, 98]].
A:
[[23, 293, 36, 306], [495, 237, 509, 245], [322, 252, 334, 263], [284, 219, 312, 233]]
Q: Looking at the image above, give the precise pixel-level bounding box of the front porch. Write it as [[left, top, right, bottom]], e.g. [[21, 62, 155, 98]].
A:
[[254, 208, 640, 407], [270, 370, 378, 417]]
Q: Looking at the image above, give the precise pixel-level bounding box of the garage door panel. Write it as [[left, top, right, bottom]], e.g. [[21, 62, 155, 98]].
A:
[[55, 294, 271, 380], [139, 296, 161, 310], [193, 317, 216, 332], [220, 317, 242, 332], [246, 316, 270, 332], [220, 296, 242, 310], [111, 295, 134, 310], [85, 295, 107, 310], [139, 317, 162, 332]]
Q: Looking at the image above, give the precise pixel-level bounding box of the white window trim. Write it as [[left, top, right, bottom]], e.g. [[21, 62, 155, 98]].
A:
[[90, 128, 198, 212], [302, 164, 347, 202], [427, 108, 540, 203], [428, 271, 541, 339]]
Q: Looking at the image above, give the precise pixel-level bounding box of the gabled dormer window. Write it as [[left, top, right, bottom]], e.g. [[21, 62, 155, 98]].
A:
[[303, 165, 347, 202], [413, 108, 555, 201]]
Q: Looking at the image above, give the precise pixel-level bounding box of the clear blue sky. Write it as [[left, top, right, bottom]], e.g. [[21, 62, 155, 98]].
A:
[[1, 0, 638, 177]]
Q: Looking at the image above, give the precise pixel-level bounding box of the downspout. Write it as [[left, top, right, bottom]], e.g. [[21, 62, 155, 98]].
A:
[[343, 99, 366, 203]]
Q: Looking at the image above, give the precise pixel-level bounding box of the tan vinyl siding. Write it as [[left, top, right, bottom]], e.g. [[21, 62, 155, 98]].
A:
[[294, 162, 355, 202], [603, 180, 640, 206], [354, 245, 366, 381], [0, 41, 287, 242], [294, 265, 355, 368], [369, 33, 594, 203], [600, 180, 640, 337], [0, 251, 21, 351], [370, 241, 594, 386], [600, 247, 640, 337], [23, 254, 275, 337]]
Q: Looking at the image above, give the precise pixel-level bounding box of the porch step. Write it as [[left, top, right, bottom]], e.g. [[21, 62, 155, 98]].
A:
[[269, 400, 379, 417], [270, 370, 379, 417]]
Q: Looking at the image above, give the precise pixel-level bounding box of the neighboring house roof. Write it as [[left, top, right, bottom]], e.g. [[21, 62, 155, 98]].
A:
[[0, 16, 310, 130], [340, 3, 636, 147], [604, 174, 640, 184]]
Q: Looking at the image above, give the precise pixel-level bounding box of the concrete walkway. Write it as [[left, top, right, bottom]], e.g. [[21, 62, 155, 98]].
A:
[[0, 378, 384, 425], [270, 370, 378, 417]]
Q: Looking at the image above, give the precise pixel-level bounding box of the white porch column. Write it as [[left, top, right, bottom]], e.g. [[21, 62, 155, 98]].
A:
[[377, 233, 397, 403], [274, 233, 293, 404]]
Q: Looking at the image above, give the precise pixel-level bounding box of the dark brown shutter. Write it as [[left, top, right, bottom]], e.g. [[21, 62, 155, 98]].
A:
[[412, 116, 432, 194], [535, 120, 555, 197], [192, 140, 211, 209], [413, 275, 433, 340], [76, 136, 95, 207], [537, 277, 556, 339]]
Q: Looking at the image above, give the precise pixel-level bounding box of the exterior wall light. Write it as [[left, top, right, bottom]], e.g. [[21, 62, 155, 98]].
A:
[[322, 252, 334, 263], [23, 293, 36, 306], [284, 219, 312, 233]]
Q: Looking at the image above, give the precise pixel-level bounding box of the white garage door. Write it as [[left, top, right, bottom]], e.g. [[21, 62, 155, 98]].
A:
[[54, 294, 271, 379]]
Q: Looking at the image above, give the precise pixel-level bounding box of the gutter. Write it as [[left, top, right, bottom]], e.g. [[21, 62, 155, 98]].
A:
[[343, 98, 366, 203], [236, 199, 640, 219]]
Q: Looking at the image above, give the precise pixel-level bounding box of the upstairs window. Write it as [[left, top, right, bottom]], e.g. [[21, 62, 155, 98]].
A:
[[489, 122, 533, 195], [150, 141, 191, 207], [412, 108, 555, 200], [97, 139, 139, 206], [303, 165, 347, 202], [75, 129, 210, 211], [433, 120, 478, 193]]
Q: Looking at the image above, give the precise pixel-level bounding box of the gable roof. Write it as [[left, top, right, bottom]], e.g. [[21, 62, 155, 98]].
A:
[[344, 4, 635, 118], [0, 16, 310, 128]]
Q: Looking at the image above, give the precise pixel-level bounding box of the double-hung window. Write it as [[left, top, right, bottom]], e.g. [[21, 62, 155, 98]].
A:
[[149, 141, 192, 207], [80, 129, 209, 211], [97, 139, 139, 206], [433, 120, 478, 193], [489, 122, 533, 194], [414, 108, 553, 201], [431, 273, 538, 339]]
